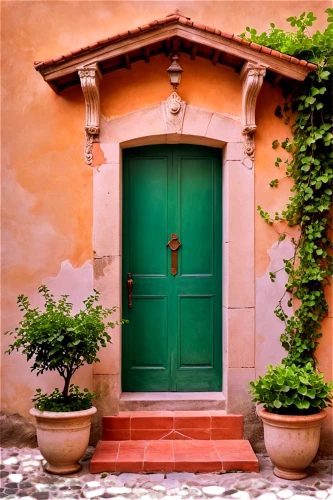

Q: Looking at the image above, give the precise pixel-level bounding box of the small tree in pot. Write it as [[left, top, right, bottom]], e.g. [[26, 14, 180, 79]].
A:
[[5, 285, 126, 474]]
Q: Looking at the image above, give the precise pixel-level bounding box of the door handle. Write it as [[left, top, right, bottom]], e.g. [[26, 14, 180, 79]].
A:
[[167, 233, 182, 276], [127, 273, 133, 308]]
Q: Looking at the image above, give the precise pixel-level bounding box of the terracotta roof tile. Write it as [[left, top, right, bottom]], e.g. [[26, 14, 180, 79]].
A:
[[72, 48, 83, 55], [221, 32, 233, 40], [232, 35, 243, 43], [97, 38, 110, 45], [108, 34, 120, 42], [52, 55, 65, 62], [192, 21, 207, 31], [205, 25, 216, 34], [129, 27, 141, 35], [271, 49, 281, 58], [33, 11, 318, 73], [250, 42, 262, 52], [260, 46, 272, 54]]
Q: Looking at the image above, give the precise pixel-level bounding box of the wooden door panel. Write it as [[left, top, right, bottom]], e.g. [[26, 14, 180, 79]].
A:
[[179, 295, 214, 367], [178, 156, 214, 277], [130, 296, 168, 369]]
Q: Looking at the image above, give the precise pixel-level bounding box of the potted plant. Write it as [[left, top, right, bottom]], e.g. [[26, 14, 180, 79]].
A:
[[249, 362, 333, 480], [5, 285, 125, 475]]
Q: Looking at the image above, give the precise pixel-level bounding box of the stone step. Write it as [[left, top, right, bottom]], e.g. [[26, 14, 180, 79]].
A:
[[103, 411, 243, 441], [120, 392, 226, 411], [90, 439, 259, 473]]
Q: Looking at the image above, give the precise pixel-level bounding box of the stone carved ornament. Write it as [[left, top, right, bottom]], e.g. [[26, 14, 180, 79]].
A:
[[240, 62, 266, 169], [162, 92, 186, 134], [78, 63, 103, 165]]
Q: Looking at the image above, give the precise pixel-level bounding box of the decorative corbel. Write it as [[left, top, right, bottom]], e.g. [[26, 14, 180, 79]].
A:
[[240, 62, 266, 169], [78, 63, 102, 165], [161, 92, 186, 134]]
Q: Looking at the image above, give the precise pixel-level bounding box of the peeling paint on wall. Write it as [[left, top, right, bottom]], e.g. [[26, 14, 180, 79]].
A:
[[94, 255, 114, 280], [255, 239, 294, 377]]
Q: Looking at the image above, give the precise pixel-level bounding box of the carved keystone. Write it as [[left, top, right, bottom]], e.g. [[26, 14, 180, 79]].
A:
[[78, 63, 103, 165], [162, 92, 186, 134], [240, 62, 266, 169]]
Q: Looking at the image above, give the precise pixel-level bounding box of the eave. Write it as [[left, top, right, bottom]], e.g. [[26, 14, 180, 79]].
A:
[[34, 15, 316, 94]]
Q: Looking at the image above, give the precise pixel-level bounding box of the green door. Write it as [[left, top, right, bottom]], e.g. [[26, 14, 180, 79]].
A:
[[122, 144, 222, 391]]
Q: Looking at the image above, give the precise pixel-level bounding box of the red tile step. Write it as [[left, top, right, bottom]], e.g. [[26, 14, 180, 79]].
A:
[[90, 439, 259, 473], [103, 411, 244, 441]]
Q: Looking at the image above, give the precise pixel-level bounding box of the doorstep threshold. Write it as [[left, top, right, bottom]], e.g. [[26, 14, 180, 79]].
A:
[[119, 392, 226, 411]]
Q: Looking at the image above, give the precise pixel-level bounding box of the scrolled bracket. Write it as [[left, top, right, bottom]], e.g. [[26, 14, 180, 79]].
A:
[[240, 62, 266, 169], [78, 63, 103, 165]]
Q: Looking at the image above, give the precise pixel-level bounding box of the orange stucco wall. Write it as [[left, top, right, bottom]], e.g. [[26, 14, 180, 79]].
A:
[[1, 1, 331, 445]]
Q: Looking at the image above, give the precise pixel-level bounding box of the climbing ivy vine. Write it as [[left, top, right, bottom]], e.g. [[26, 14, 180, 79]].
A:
[[240, 10, 333, 367]]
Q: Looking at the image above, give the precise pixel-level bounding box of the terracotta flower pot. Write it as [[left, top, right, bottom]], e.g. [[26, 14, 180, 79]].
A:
[[30, 407, 97, 474], [259, 408, 327, 480]]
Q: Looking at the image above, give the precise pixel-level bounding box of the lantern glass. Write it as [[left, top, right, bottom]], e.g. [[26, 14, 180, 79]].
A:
[[167, 55, 184, 90]]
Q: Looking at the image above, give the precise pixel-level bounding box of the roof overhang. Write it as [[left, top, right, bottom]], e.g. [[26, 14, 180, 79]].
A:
[[34, 16, 316, 94]]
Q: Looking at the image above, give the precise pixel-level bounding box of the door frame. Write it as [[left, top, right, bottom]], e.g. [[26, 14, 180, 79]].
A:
[[92, 103, 255, 418]]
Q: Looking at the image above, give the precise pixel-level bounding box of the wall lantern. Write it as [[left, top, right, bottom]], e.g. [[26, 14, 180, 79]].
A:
[[167, 55, 184, 90]]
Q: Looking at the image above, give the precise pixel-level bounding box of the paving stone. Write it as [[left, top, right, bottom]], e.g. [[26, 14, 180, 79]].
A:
[[248, 489, 262, 498], [186, 487, 203, 497], [268, 486, 281, 493], [0, 472, 9, 479], [294, 486, 317, 492], [316, 484, 331, 491], [83, 488, 105, 498], [81, 474, 98, 483], [168, 474, 196, 482], [4, 484, 18, 490], [64, 479, 83, 486], [31, 476, 58, 485], [150, 475, 165, 483], [202, 486, 225, 496], [133, 488, 149, 496], [119, 473, 143, 484], [105, 487, 131, 495], [277, 490, 293, 499], [316, 492, 328, 499], [257, 494, 277, 500], [235, 481, 252, 491], [32, 493, 50, 500], [168, 488, 181, 495], [252, 480, 273, 490], [19, 482, 34, 489], [35, 484, 57, 492], [222, 489, 239, 497], [161, 479, 181, 489], [152, 485, 166, 492]]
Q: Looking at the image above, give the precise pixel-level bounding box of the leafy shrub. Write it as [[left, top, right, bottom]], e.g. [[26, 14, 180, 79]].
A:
[[249, 363, 333, 415], [32, 386, 98, 412]]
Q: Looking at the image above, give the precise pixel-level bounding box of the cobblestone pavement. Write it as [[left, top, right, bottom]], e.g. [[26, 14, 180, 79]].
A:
[[0, 448, 332, 500]]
